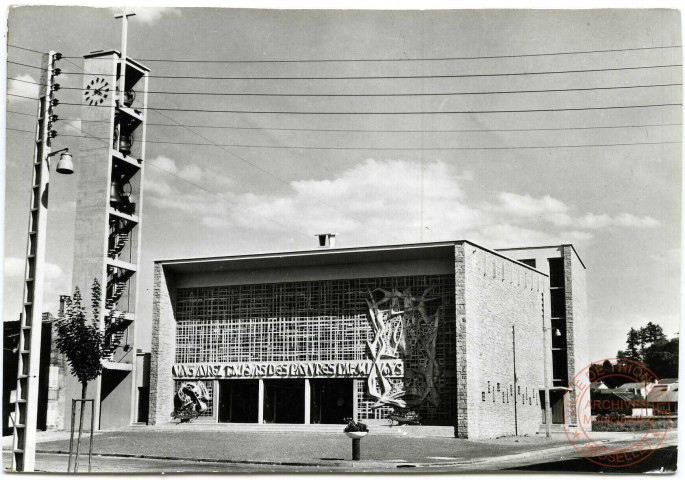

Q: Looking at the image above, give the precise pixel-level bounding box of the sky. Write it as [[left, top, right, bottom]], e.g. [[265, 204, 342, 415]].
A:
[[3, 7, 682, 361]]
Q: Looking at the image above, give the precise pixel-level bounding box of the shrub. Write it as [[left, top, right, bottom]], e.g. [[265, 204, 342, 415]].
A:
[[343, 417, 369, 433]]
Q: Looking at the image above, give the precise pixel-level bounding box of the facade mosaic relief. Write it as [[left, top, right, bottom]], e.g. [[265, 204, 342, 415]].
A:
[[365, 287, 443, 409]]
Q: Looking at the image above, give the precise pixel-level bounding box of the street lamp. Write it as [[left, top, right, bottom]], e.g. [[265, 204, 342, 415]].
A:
[[49, 148, 74, 175], [11, 49, 74, 472]]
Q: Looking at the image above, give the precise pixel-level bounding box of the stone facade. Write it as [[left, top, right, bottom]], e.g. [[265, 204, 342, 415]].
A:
[[149, 263, 177, 425], [563, 245, 590, 428], [456, 243, 547, 439]]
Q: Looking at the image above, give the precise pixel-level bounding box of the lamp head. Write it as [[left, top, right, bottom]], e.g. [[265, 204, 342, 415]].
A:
[[56, 151, 74, 175]]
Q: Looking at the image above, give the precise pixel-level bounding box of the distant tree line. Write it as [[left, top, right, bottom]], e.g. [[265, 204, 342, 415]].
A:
[[589, 322, 678, 388]]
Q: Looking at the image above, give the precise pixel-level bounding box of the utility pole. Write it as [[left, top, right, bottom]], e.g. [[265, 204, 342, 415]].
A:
[[11, 50, 61, 472], [512, 325, 518, 436], [541, 293, 552, 438]]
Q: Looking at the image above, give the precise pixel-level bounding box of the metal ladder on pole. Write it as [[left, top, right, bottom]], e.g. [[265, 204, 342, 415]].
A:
[[11, 51, 56, 472]]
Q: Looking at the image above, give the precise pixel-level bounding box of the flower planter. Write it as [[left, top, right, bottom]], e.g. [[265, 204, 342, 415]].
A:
[[345, 431, 368, 440]]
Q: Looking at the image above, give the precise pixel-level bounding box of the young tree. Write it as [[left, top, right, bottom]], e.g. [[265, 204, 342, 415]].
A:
[[55, 281, 105, 398], [54, 279, 106, 471]]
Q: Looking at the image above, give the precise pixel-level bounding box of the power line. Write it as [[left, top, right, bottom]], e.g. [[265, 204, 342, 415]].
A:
[[11, 124, 679, 150], [144, 162, 312, 239], [9, 110, 682, 134], [18, 122, 677, 151], [51, 121, 313, 239], [9, 76, 683, 98], [50, 44, 681, 63], [7, 44, 46, 55], [8, 93, 682, 114], [8, 110, 682, 134], [48, 129, 682, 150], [12, 60, 681, 80], [147, 108, 399, 241], [62, 63, 685, 80], [52, 56, 399, 242], [7, 60, 47, 71]]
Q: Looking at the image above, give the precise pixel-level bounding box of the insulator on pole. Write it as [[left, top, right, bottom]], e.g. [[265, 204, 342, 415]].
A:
[[48, 130, 58, 139], [50, 99, 59, 107], [53, 84, 61, 91], [53, 67, 61, 76], [49, 114, 59, 123], [53, 52, 62, 61]]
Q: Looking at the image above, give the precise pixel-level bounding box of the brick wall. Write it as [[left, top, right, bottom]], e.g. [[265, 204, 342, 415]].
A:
[[149, 263, 177, 425], [458, 242, 547, 439]]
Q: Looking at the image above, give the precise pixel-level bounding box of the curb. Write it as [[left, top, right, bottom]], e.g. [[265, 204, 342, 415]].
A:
[[395, 441, 602, 468], [35, 449, 339, 468]]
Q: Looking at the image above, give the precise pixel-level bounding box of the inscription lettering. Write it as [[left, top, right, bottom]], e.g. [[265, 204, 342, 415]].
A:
[[172, 360, 404, 380]]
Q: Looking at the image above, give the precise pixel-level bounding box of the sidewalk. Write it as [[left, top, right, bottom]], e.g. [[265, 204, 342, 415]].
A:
[[6, 426, 585, 467], [4, 426, 670, 472]]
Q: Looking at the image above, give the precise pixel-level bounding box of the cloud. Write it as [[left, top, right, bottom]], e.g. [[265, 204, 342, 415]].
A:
[[578, 213, 660, 229], [142, 158, 663, 250], [147, 156, 230, 187], [488, 192, 659, 232], [4, 257, 26, 278], [496, 192, 569, 217], [178, 165, 203, 183], [121, 8, 181, 24], [5, 257, 64, 281], [8, 74, 40, 103], [153, 156, 178, 173]]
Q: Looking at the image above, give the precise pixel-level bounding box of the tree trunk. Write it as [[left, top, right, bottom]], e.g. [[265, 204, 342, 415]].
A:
[[74, 382, 87, 472]]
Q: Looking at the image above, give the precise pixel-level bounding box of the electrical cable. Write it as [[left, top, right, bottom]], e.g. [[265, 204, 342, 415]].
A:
[[8, 76, 683, 98]]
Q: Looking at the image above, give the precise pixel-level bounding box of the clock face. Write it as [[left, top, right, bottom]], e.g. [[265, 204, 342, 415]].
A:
[[84, 77, 110, 106]]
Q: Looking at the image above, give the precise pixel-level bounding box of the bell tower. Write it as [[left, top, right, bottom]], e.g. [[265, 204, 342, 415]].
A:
[[67, 49, 149, 429]]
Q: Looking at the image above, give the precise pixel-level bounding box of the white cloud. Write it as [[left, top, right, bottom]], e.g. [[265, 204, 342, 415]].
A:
[[4, 257, 25, 278], [147, 156, 232, 188], [178, 165, 203, 183], [496, 192, 569, 217], [8, 74, 40, 103], [142, 158, 663, 248], [121, 7, 181, 24], [202, 216, 230, 228], [578, 213, 660, 229], [152, 156, 178, 173], [489, 192, 659, 232], [5, 257, 64, 281]]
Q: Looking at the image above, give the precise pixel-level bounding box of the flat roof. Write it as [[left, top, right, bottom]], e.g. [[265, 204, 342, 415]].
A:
[[83, 49, 150, 72], [496, 243, 586, 269], [156, 239, 547, 276]]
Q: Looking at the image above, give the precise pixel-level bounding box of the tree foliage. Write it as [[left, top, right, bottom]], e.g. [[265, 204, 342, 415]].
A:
[[616, 322, 677, 380], [55, 279, 106, 397]]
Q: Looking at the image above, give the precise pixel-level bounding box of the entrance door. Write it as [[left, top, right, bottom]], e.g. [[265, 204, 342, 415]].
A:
[[264, 379, 304, 423], [550, 390, 565, 424], [310, 379, 353, 424], [218, 380, 259, 423]]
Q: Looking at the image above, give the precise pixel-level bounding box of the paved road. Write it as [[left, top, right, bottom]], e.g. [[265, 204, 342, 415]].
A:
[[3, 429, 677, 473]]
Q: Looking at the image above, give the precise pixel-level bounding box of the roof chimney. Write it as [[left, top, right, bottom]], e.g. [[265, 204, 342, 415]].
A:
[[316, 233, 337, 249], [59, 295, 70, 317]]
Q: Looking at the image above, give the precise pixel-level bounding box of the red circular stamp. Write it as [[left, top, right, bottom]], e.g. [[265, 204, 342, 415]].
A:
[[562, 358, 671, 468]]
